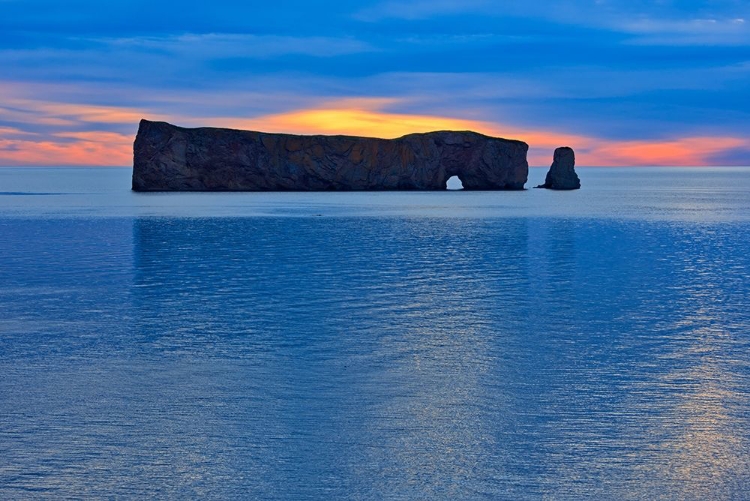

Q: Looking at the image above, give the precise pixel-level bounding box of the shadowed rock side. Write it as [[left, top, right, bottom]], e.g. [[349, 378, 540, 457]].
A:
[[132, 120, 529, 191], [536, 146, 580, 190]]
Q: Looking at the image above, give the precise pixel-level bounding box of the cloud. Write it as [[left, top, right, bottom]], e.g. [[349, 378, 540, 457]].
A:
[[355, 1, 750, 46], [705, 147, 750, 166], [5, 100, 155, 125], [354, 0, 490, 21], [621, 17, 750, 46], [585, 136, 750, 167], [0, 33, 375, 87], [0, 132, 132, 166], [103, 33, 374, 59], [0, 126, 35, 137]]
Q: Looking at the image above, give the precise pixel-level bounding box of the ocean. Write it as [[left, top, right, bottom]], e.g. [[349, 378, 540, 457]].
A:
[[1, 167, 749, 499]]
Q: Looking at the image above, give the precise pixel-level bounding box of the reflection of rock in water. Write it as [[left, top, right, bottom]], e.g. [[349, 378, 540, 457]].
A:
[[132, 216, 534, 495], [127, 216, 750, 497], [346, 217, 531, 496], [132, 119, 529, 192]]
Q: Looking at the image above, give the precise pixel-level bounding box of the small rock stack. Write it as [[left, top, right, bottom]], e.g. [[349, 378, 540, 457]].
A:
[[536, 147, 580, 190]]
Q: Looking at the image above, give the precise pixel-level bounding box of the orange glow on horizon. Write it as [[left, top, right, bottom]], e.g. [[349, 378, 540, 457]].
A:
[[215, 101, 600, 166], [590, 137, 747, 166], [0, 96, 747, 167], [213, 103, 748, 167], [0, 132, 132, 166]]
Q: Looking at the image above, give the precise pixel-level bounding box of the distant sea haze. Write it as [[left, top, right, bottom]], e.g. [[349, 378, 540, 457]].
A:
[[0, 167, 749, 499]]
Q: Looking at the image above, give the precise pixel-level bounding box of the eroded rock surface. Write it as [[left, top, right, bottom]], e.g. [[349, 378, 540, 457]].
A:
[[132, 120, 529, 191], [536, 147, 580, 190]]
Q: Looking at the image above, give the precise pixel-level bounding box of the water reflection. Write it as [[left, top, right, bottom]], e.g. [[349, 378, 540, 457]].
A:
[[0, 215, 748, 498], [347, 218, 530, 497], [641, 225, 750, 500], [130, 217, 535, 496]]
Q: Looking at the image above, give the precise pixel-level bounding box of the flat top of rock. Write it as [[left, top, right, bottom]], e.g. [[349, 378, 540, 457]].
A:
[[138, 119, 528, 147]]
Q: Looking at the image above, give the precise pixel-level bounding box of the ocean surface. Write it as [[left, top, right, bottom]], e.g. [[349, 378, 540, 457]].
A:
[[1, 167, 749, 500]]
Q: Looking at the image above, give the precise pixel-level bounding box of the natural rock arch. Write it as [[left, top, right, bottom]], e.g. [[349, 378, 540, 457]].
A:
[[445, 175, 464, 190], [133, 120, 529, 192]]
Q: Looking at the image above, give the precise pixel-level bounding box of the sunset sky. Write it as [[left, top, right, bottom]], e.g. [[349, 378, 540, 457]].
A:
[[1, 0, 749, 166]]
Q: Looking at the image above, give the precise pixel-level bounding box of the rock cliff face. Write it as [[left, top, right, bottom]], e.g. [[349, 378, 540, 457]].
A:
[[132, 120, 529, 191], [536, 147, 580, 190]]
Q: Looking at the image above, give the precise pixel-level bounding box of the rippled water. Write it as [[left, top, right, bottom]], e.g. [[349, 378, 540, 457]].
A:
[[1, 168, 749, 499]]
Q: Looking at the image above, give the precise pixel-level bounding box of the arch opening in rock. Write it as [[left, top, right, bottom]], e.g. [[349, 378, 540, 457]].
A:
[[446, 175, 464, 190]]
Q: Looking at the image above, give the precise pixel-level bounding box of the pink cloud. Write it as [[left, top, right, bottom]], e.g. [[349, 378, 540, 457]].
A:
[[0, 132, 132, 166]]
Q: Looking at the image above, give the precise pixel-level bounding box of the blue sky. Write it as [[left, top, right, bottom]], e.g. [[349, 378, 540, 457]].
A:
[[1, 0, 748, 165]]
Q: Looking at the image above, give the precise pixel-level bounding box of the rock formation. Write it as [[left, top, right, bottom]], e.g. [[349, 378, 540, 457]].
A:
[[536, 147, 580, 190], [132, 120, 529, 191]]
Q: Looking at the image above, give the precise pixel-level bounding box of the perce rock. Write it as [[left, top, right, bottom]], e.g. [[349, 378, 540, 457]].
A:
[[132, 120, 529, 191], [536, 146, 580, 190]]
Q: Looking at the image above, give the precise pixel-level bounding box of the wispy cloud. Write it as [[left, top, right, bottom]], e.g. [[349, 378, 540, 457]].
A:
[[586, 136, 750, 166], [354, 0, 490, 21], [103, 33, 375, 58], [621, 17, 749, 46], [0, 132, 132, 166], [355, 1, 750, 46], [0, 126, 35, 137]]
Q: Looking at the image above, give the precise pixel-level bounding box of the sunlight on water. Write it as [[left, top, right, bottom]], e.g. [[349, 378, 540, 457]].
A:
[[0, 168, 749, 498]]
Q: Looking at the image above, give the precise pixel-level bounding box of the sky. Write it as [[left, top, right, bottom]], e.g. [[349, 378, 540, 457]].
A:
[[1, 0, 749, 166]]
